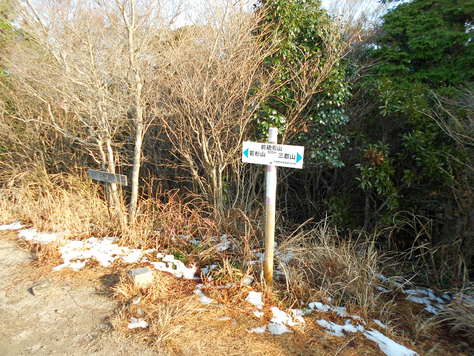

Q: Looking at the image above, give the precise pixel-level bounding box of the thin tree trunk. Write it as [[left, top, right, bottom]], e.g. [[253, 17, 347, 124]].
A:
[[129, 117, 143, 223], [127, 0, 144, 224]]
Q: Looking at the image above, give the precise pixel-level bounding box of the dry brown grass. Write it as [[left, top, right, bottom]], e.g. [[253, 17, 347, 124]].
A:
[[437, 290, 474, 338], [123, 191, 220, 250], [0, 166, 118, 237], [274, 220, 392, 317], [112, 269, 205, 347]]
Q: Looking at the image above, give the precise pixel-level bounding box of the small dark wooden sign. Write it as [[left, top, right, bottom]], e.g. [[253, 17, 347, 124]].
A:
[[88, 169, 128, 186]]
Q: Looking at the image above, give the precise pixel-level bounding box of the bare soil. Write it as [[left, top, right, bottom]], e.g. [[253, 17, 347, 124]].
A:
[[1, 231, 468, 356], [0, 233, 159, 356]]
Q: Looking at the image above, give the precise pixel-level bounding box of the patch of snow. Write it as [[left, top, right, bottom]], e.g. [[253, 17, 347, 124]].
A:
[[276, 250, 294, 264], [317, 318, 418, 356], [289, 309, 306, 324], [248, 252, 264, 265], [56, 237, 126, 270], [253, 311, 264, 318], [316, 319, 363, 337], [54, 237, 164, 273], [246, 291, 264, 310], [364, 329, 418, 356], [193, 287, 214, 305], [150, 255, 197, 279], [217, 316, 232, 321], [307, 301, 360, 319], [216, 234, 232, 252], [0, 221, 24, 230], [201, 264, 218, 276], [376, 274, 403, 288], [267, 322, 292, 335], [18, 228, 62, 244], [406, 295, 441, 314], [53, 260, 86, 272], [308, 301, 331, 313], [128, 317, 148, 329], [333, 306, 349, 318], [376, 285, 391, 293], [271, 307, 299, 327], [374, 319, 387, 329], [248, 325, 266, 334]]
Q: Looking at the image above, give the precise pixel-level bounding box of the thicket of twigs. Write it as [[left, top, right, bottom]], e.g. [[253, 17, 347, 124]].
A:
[[0, 0, 472, 347]]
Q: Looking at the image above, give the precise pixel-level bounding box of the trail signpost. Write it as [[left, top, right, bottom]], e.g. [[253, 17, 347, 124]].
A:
[[88, 169, 128, 186], [242, 128, 304, 287]]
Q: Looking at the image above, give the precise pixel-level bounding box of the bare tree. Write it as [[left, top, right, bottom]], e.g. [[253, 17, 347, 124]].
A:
[[155, 5, 278, 216], [3, 0, 181, 224]]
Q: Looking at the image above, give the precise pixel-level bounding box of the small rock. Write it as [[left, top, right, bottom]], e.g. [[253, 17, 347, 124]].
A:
[[29, 280, 51, 296], [128, 267, 154, 288], [242, 276, 254, 285]]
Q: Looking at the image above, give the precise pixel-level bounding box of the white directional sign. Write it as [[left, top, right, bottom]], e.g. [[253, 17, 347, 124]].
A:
[[242, 141, 304, 169]]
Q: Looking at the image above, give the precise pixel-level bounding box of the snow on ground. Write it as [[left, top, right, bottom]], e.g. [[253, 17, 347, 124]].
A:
[[316, 319, 364, 337], [0, 221, 24, 230], [245, 297, 305, 335], [0, 222, 425, 353], [271, 306, 305, 327], [376, 274, 454, 315], [193, 284, 215, 305], [267, 322, 291, 335], [374, 319, 387, 329], [128, 317, 149, 329], [245, 291, 264, 310], [248, 325, 266, 334], [216, 234, 232, 252], [316, 318, 418, 356], [150, 254, 197, 279], [307, 301, 363, 321], [18, 228, 63, 244], [52, 237, 156, 272], [364, 329, 418, 356]]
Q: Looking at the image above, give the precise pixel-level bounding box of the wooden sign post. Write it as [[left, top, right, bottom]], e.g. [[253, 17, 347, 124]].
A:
[[88, 169, 128, 186], [242, 128, 304, 287], [88, 169, 128, 226]]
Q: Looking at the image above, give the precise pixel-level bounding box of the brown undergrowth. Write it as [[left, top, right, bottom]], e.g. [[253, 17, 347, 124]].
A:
[[1, 171, 472, 355]]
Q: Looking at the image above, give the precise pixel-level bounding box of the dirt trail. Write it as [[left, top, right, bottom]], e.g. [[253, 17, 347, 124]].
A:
[[0, 234, 159, 356]]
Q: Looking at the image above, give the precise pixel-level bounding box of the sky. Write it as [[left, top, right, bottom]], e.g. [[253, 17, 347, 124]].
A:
[[172, 0, 386, 28]]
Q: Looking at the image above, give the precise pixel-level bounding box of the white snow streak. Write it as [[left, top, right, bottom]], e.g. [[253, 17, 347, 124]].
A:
[[128, 318, 149, 329], [193, 286, 215, 305], [245, 291, 264, 310], [18, 228, 62, 244], [248, 325, 266, 334], [0, 221, 24, 230], [364, 329, 418, 356]]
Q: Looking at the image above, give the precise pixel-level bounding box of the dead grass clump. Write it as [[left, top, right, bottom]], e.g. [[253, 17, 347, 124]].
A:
[[124, 191, 220, 250], [437, 291, 474, 338], [112, 270, 202, 347], [0, 166, 119, 237], [275, 220, 387, 315]]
